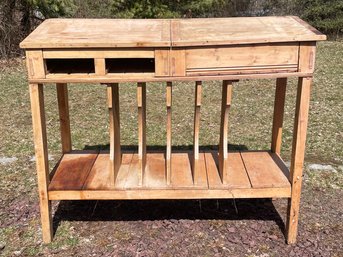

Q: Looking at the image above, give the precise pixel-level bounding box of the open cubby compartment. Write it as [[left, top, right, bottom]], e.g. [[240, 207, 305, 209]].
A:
[[105, 58, 155, 73], [45, 58, 95, 74]]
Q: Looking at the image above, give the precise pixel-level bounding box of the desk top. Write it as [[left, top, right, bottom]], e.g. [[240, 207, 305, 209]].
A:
[[20, 16, 326, 49]]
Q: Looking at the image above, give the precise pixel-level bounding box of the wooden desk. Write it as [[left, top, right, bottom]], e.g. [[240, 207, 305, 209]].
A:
[[20, 16, 326, 244]]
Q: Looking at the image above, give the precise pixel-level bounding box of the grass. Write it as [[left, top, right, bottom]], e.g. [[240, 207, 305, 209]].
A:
[[0, 41, 342, 256]]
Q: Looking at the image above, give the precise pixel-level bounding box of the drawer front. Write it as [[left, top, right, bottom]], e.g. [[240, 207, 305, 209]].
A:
[[185, 43, 299, 76]]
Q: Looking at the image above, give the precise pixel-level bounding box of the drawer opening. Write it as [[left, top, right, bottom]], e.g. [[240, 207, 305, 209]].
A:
[[106, 58, 155, 73], [45, 59, 95, 74]]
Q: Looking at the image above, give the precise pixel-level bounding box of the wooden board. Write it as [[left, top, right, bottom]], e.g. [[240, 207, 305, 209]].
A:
[[171, 16, 326, 46], [241, 151, 290, 188], [20, 19, 171, 48], [48, 150, 98, 190], [20, 17, 325, 49], [205, 152, 251, 189]]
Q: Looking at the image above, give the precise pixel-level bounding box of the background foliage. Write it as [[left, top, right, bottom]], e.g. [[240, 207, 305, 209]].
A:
[[0, 0, 342, 58]]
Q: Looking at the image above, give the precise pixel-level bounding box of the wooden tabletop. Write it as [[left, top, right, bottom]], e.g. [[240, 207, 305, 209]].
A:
[[20, 16, 326, 49]]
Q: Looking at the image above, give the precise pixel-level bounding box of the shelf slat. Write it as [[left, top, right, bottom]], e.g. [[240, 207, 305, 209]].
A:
[[48, 150, 98, 191], [241, 151, 290, 188], [206, 152, 251, 189]]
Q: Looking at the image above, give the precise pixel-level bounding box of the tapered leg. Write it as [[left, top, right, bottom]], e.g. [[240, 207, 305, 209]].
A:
[[286, 77, 312, 244], [107, 83, 121, 181], [219, 80, 233, 184], [56, 83, 72, 153], [271, 78, 287, 154], [29, 83, 52, 243]]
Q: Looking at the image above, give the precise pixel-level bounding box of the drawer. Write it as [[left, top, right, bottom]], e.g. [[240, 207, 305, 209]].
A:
[[185, 43, 299, 76]]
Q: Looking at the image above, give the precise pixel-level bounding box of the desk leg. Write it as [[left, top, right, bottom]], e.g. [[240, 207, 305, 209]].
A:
[[56, 83, 72, 153], [29, 83, 52, 243], [107, 83, 121, 182], [219, 80, 233, 184], [286, 77, 312, 244], [271, 78, 287, 154]]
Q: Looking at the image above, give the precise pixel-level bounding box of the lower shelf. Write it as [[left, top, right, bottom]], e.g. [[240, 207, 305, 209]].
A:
[[48, 150, 291, 200]]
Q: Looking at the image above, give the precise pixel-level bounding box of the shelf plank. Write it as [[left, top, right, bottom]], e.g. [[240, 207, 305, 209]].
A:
[[114, 153, 134, 189], [49, 150, 98, 191], [170, 153, 194, 188], [144, 153, 166, 188], [83, 152, 113, 190], [206, 152, 251, 189], [241, 151, 290, 188], [192, 153, 208, 187], [49, 150, 290, 194]]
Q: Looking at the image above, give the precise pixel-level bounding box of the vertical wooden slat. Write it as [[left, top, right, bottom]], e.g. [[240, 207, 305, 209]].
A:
[[29, 83, 52, 243], [286, 77, 312, 244], [95, 58, 106, 75], [137, 82, 147, 186], [107, 83, 121, 182], [193, 81, 202, 184], [271, 78, 287, 154], [219, 80, 233, 184], [56, 83, 72, 153], [166, 82, 172, 185]]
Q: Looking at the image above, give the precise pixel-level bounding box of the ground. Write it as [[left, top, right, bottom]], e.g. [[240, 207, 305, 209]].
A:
[[0, 41, 342, 256]]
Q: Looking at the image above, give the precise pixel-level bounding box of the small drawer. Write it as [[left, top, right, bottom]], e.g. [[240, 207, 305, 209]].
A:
[[185, 43, 299, 76]]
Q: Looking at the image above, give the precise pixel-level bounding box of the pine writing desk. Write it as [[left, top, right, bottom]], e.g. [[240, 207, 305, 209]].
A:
[[20, 17, 326, 244]]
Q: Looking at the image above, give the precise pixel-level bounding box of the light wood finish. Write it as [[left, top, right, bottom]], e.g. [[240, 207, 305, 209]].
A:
[[94, 58, 106, 76], [56, 83, 71, 153], [271, 78, 287, 154], [185, 43, 299, 76], [171, 16, 326, 47], [219, 80, 233, 184], [29, 84, 52, 243], [137, 82, 147, 186], [186, 65, 298, 77], [48, 150, 290, 193], [43, 48, 155, 58], [20, 19, 171, 48], [286, 77, 312, 244], [29, 71, 314, 84], [22, 17, 324, 244], [170, 48, 186, 76], [166, 82, 172, 185], [107, 83, 121, 181], [49, 187, 291, 200], [83, 151, 115, 189], [155, 49, 170, 77], [205, 152, 251, 189], [193, 81, 202, 184], [241, 151, 290, 188], [49, 150, 98, 190], [26, 50, 45, 79], [298, 42, 317, 73]]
